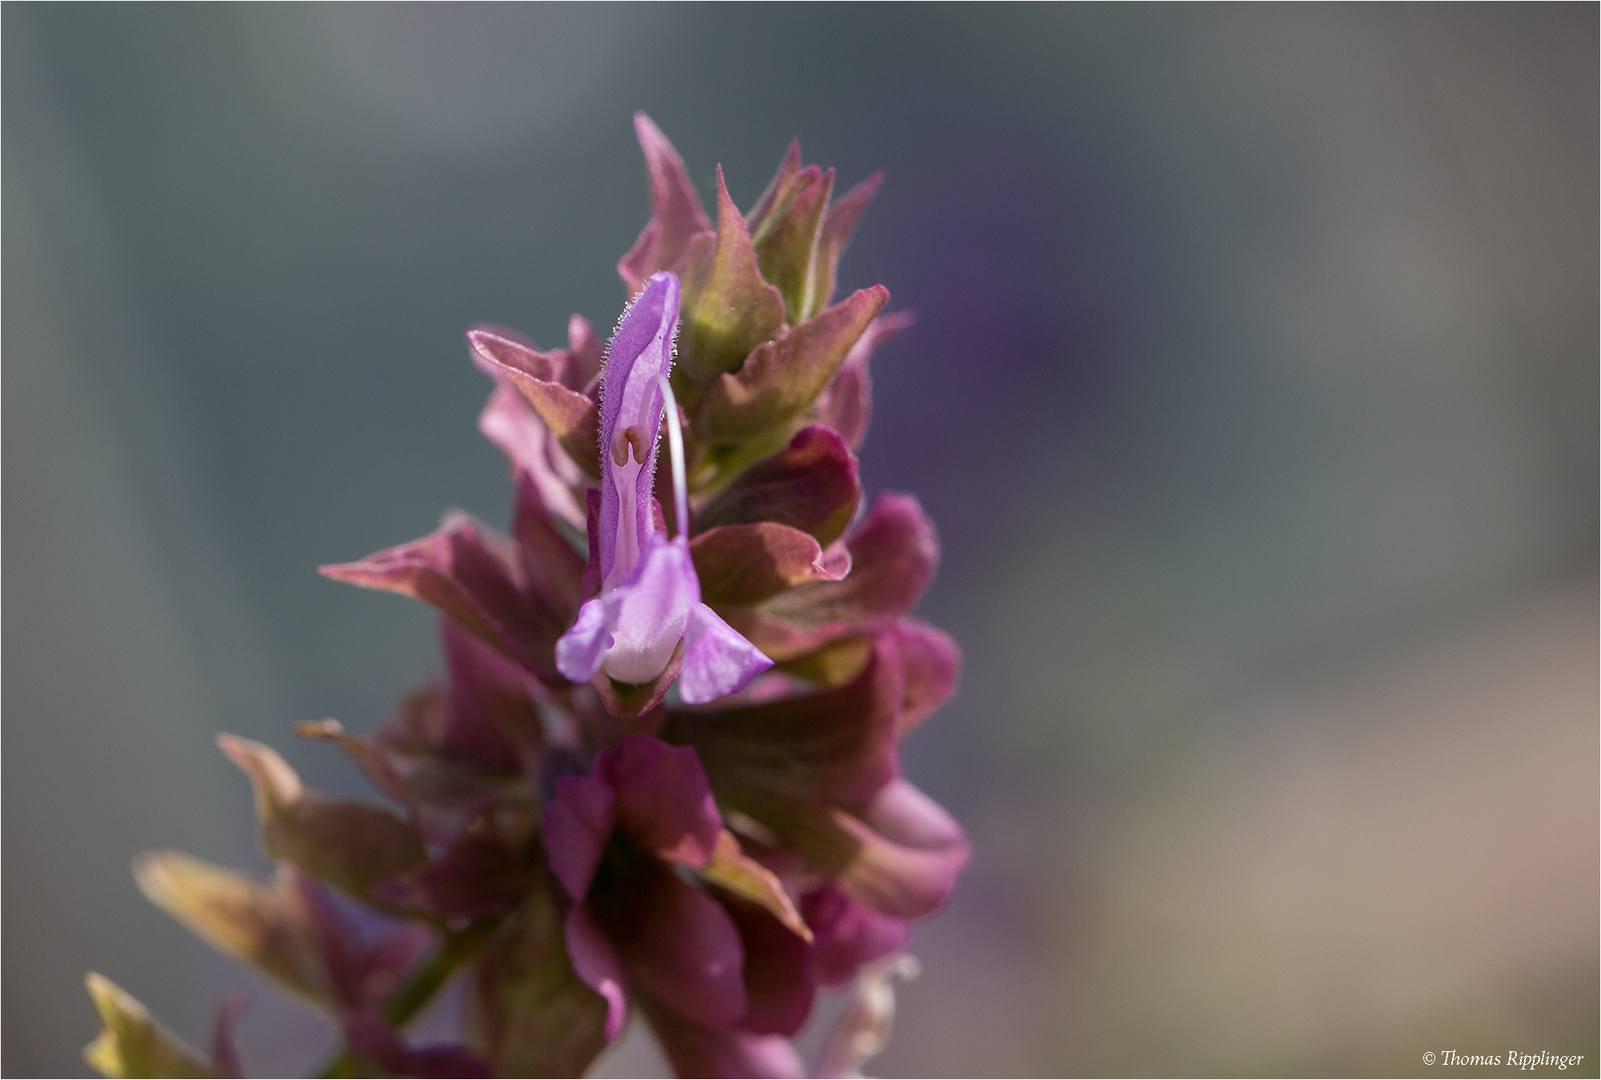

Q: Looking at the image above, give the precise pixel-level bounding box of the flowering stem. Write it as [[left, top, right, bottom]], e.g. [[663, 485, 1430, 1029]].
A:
[[314, 917, 502, 1078]]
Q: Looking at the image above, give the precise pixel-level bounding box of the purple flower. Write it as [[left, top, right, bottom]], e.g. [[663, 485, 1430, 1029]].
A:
[[555, 271, 772, 705]]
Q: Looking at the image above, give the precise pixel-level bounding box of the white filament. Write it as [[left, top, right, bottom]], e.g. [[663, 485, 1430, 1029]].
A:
[[658, 375, 689, 540]]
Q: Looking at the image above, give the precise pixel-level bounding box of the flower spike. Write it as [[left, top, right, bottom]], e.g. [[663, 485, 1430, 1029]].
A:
[[98, 118, 965, 1080]]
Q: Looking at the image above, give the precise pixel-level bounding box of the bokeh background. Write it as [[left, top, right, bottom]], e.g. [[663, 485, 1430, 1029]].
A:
[[5, 5, 1596, 1077]]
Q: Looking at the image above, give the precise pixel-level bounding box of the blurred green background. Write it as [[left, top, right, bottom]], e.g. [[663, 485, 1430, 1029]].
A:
[[5, 5, 1596, 1077]]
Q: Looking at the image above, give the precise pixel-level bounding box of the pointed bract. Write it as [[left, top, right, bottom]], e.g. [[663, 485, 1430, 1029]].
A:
[[808, 171, 883, 319], [744, 139, 803, 239], [320, 512, 570, 686], [620, 112, 714, 295], [101, 118, 963, 1080], [84, 974, 219, 1079], [752, 799, 968, 920], [753, 166, 833, 324], [479, 381, 587, 531], [700, 830, 812, 943], [678, 168, 788, 387], [469, 326, 602, 480], [135, 853, 326, 1005], [218, 735, 428, 902], [701, 286, 887, 446], [134, 855, 429, 1018]]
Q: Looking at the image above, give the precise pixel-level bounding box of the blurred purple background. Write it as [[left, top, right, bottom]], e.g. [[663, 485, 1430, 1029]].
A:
[[5, 6, 1595, 1077]]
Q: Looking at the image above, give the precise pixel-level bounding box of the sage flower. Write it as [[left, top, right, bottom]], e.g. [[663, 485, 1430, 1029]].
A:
[[553, 271, 772, 705]]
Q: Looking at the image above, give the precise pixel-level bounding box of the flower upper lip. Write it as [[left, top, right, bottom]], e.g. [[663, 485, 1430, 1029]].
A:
[[594, 272, 679, 591]]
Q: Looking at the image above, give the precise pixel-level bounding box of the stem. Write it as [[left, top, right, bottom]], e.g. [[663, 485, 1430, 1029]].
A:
[[315, 917, 501, 1078]]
